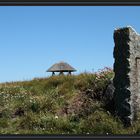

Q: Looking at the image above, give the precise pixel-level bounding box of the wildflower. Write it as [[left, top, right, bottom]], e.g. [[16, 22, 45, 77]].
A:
[[29, 100, 33, 103], [55, 115, 58, 119], [107, 111, 110, 115]]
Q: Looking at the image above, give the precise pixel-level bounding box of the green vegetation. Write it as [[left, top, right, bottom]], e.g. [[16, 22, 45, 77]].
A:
[[0, 67, 139, 134]]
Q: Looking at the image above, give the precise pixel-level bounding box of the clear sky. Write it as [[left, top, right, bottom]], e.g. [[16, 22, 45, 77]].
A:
[[0, 6, 140, 83]]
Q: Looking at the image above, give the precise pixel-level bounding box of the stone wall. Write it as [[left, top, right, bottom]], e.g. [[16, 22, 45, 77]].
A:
[[113, 26, 140, 126]]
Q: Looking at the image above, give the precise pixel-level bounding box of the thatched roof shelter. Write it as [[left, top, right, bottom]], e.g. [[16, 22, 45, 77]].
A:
[[47, 61, 76, 75]]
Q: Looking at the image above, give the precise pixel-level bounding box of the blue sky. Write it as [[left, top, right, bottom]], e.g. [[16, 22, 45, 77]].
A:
[[0, 6, 140, 82]]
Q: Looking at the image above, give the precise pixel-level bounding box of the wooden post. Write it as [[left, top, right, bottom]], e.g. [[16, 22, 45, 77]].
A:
[[68, 71, 71, 75], [52, 72, 55, 76]]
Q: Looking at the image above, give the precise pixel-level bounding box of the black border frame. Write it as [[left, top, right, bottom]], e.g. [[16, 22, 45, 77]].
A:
[[1, 135, 140, 139], [1, 0, 140, 139], [0, 0, 140, 5]]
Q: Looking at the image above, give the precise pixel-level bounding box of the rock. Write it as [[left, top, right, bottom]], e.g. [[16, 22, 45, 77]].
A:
[[103, 78, 115, 114], [104, 78, 115, 102]]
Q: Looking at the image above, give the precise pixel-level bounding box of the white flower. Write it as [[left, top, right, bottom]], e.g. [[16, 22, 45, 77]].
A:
[[29, 100, 33, 103], [55, 115, 58, 119]]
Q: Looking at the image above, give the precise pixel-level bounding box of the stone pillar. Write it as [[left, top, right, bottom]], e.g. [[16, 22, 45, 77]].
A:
[[113, 26, 140, 126]]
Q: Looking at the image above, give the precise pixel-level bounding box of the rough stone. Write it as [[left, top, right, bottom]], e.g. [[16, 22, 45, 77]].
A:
[[113, 26, 140, 126], [104, 78, 115, 102], [103, 78, 115, 113]]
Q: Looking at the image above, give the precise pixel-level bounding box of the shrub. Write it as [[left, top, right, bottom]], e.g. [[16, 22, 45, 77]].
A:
[[78, 110, 124, 134], [0, 118, 9, 128], [0, 68, 134, 135]]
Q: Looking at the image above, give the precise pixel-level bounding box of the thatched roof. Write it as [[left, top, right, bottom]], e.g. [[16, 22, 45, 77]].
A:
[[47, 61, 76, 72]]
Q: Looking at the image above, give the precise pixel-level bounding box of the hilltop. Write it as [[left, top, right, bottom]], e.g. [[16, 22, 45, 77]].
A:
[[0, 67, 140, 134]]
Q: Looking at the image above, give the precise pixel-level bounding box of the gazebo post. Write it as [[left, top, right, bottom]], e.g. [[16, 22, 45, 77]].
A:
[[52, 72, 55, 76], [68, 71, 71, 75]]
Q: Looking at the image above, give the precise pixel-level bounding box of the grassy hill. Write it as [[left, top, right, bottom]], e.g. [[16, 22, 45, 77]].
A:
[[0, 67, 140, 134]]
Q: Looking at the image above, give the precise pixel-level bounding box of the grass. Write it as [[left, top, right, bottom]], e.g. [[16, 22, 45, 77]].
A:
[[0, 67, 139, 134]]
